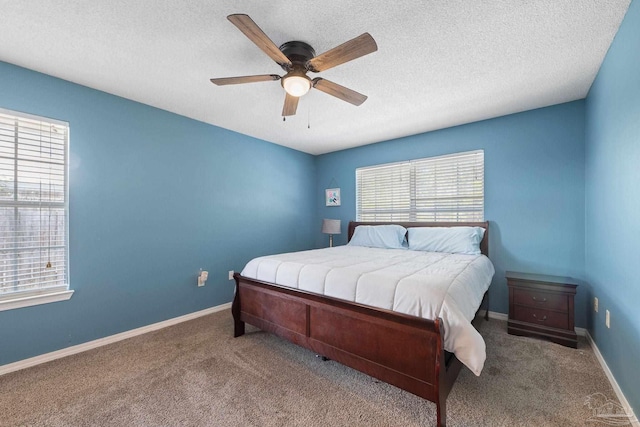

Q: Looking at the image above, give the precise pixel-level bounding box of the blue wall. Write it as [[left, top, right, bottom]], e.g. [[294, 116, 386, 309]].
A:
[[3, 6, 639, 413], [315, 102, 587, 325], [585, 0, 640, 414], [0, 61, 316, 365]]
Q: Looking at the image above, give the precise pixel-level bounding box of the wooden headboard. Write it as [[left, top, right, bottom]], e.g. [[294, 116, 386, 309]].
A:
[[347, 221, 490, 257]]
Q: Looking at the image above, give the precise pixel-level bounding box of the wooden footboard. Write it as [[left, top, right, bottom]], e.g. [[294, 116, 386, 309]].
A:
[[232, 273, 480, 427]]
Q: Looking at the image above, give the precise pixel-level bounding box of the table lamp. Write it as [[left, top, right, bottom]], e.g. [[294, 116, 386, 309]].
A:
[[322, 219, 341, 247]]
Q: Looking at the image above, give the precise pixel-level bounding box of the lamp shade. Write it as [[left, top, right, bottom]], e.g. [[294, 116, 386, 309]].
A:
[[321, 219, 341, 235]]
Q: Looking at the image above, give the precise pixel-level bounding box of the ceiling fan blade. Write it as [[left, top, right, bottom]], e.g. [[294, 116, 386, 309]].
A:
[[282, 93, 299, 116], [312, 78, 367, 106], [306, 33, 377, 72], [210, 74, 281, 86], [227, 14, 292, 67]]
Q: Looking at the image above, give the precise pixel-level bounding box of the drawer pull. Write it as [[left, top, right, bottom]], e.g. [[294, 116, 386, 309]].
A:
[[532, 313, 547, 322], [532, 296, 547, 303]]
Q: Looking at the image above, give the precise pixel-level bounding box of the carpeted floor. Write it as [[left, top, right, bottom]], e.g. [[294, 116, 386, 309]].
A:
[[0, 310, 632, 426]]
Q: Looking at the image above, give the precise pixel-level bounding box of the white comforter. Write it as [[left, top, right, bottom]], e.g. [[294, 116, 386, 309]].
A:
[[241, 246, 495, 376]]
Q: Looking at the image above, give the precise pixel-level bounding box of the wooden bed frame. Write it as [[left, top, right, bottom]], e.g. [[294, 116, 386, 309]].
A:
[[232, 221, 490, 427]]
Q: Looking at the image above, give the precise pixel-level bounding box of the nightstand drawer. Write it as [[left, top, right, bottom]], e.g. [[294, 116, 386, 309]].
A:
[[513, 288, 568, 312], [512, 306, 569, 330]]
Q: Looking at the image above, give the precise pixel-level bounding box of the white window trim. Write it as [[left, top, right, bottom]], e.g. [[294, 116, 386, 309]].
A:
[[0, 289, 73, 312], [0, 107, 72, 311]]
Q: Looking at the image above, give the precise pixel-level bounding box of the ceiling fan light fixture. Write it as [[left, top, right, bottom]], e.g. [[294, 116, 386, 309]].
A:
[[282, 74, 311, 97]]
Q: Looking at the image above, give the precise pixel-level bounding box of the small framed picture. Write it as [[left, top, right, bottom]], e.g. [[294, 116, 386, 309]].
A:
[[325, 188, 341, 206]]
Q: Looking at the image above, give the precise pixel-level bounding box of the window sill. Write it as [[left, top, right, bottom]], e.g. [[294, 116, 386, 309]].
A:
[[0, 290, 74, 312]]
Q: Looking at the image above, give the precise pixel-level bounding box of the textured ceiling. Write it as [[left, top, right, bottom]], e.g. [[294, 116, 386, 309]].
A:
[[0, 1, 631, 155]]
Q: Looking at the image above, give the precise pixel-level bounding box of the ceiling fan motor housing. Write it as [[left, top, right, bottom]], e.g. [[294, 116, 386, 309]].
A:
[[279, 41, 315, 96], [279, 41, 316, 71]]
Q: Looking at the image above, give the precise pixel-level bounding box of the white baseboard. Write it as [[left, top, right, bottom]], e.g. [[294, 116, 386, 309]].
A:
[[585, 331, 639, 426], [488, 310, 508, 321], [0, 302, 232, 377]]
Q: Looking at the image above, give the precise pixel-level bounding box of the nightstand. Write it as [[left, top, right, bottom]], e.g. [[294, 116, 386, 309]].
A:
[[506, 271, 578, 348]]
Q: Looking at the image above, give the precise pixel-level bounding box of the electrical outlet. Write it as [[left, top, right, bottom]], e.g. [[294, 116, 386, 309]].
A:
[[228, 270, 234, 281], [198, 270, 208, 287], [594, 297, 599, 313], [606, 310, 610, 328]]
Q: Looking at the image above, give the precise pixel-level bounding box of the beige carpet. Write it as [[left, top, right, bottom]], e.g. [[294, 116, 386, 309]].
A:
[[0, 310, 631, 426]]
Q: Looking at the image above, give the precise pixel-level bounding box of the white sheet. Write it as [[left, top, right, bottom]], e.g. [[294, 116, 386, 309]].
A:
[[241, 246, 495, 376]]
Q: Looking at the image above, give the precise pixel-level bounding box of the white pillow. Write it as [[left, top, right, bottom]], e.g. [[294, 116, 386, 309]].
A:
[[407, 226, 485, 255], [348, 225, 407, 249]]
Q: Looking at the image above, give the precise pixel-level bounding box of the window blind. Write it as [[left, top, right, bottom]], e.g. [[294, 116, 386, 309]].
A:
[[356, 150, 484, 222], [0, 109, 69, 299]]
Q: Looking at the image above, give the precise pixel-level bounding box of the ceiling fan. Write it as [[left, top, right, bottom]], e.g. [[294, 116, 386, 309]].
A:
[[210, 14, 378, 117]]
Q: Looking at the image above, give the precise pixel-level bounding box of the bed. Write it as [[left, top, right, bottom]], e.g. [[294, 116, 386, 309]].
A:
[[232, 221, 493, 427]]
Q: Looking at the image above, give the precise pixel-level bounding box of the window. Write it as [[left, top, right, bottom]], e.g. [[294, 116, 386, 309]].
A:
[[0, 108, 72, 311], [356, 150, 484, 222]]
